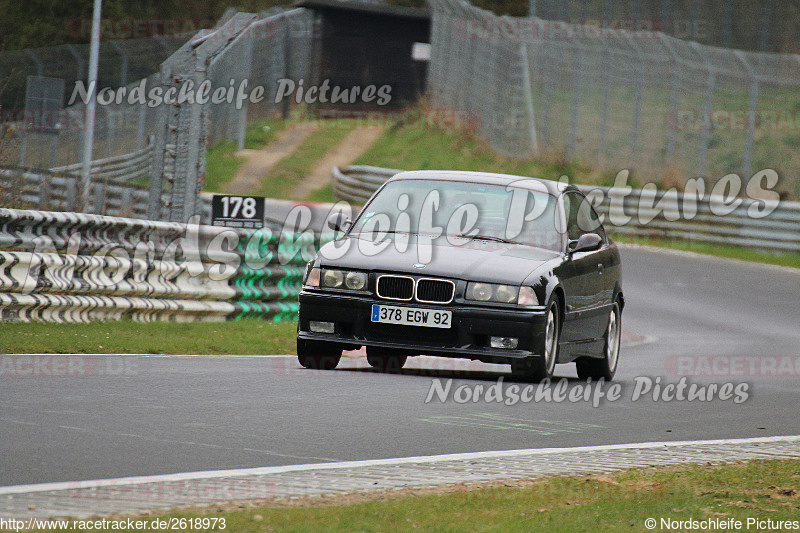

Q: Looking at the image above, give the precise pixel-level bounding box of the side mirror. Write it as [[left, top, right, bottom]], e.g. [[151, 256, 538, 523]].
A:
[[568, 233, 603, 254], [327, 213, 351, 234]]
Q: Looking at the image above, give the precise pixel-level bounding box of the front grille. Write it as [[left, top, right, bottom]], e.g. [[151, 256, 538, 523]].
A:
[[377, 275, 414, 300], [416, 279, 455, 304]]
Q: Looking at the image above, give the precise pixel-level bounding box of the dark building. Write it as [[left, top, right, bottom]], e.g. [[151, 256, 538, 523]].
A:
[[295, 0, 431, 111]]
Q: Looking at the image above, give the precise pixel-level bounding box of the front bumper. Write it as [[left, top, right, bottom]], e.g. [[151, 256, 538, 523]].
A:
[[297, 290, 548, 365]]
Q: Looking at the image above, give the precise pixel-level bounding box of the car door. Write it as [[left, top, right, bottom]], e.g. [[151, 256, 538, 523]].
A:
[[560, 191, 610, 342]]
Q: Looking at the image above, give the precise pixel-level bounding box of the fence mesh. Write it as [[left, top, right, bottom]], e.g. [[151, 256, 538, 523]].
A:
[[428, 0, 800, 197], [0, 37, 185, 170], [0, 8, 313, 219]]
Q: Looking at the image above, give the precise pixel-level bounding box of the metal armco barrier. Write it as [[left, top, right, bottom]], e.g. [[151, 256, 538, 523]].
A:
[[332, 166, 800, 254], [0, 166, 151, 218], [50, 143, 154, 184], [332, 165, 404, 204], [0, 207, 331, 323]]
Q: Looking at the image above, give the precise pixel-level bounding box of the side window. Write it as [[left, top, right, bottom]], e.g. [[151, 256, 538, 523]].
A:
[[565, 192, 606, 242], [564, 193, 583, 241]]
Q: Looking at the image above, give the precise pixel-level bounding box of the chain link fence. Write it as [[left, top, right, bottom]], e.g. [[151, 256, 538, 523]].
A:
[[0, 8, 313, 220], [147, 8, 313, 222], [428, 0, 800, 198], [0, 38, 186, 170], [528, 0, 797, 53]]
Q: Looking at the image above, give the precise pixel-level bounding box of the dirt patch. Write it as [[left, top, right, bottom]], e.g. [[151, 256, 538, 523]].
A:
[[223, 127, 314, 195], [290, 126, 384, 200]]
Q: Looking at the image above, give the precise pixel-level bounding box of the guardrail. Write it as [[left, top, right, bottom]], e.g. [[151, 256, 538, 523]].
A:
[[0, 207, 330, 323], [0, 166, 151, 218], [332, 165, 800, 254], [50, 143, 153, 184]]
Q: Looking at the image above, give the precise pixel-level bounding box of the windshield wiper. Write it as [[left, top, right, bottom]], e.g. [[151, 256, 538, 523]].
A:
[[451, 233, 520, 245]]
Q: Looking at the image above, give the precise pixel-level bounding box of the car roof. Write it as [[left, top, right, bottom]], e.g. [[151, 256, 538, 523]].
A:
[[386, 170, 573, 196]]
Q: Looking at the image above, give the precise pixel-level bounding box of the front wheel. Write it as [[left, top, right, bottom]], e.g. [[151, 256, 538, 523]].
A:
[[576, 300, 621, 381], [297, 338, 342, 370], [511, 299, 560, 382]]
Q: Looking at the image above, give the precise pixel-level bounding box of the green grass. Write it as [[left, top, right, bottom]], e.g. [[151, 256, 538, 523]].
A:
[[30, 459, 800, 532], [304, 182, 336, 203], [203, 119, 285, 193], [0, 320, 298, 355], [354, 121, 605, 185], [253, 122, 356, 199], [612, 233, 800, 270], [353, 116, 799, 270], [203, 140, 242, 193]]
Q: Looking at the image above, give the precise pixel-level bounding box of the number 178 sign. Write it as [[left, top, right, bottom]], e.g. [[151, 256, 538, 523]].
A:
[[210, 195, 265, 229]]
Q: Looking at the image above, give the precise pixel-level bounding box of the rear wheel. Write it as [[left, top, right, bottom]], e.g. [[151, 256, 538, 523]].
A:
[[576, 300, 621, 381], [511, 299, 560, 382], [366, 346, 408, 372], [297, 338, 342, 370]]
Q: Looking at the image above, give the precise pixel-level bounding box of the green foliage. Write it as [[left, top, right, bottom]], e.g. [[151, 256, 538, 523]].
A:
[[253, 122, 355, 199], [0, 319, 298, 354], [203, 119, 284, 193], [35, 459, 800, 532]]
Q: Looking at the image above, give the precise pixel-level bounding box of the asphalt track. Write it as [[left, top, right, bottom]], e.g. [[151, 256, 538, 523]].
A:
[[1, 246, 799, 486]]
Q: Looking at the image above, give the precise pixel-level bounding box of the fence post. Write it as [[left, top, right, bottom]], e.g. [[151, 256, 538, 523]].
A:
[[24, 50, 44, 77], [567, 43, 583, 158], [597, 39, 611, 167], [147, 78, 169, 221], [734, 51, 759, 181], [110, 41, 129, 87], [759, 0, 772, 52], [519, 43, 539, 154], [627, 35, 644, 170], [692, 42, 714, 178], [136, 100, 147, 151], [106, 108, 116, 157], [236, 32, 255, 152], [539, 23, 553, 147], [659, 36, 681, 164], [65, 45, 85, 82]]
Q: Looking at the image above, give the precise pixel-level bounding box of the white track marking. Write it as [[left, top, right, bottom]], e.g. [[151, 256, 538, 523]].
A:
[[1, 435, 799, 496]]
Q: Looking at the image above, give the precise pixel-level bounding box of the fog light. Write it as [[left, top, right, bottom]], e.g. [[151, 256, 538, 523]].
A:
[[490, 336, 518, 349], [310, 321, 335, 334]]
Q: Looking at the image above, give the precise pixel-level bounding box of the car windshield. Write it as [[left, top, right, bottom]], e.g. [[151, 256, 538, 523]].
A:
[[349, 179, 562, 251]]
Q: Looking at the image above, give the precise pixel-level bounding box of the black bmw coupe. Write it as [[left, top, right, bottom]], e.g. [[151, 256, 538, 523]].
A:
[[297, 170, 624, 381]]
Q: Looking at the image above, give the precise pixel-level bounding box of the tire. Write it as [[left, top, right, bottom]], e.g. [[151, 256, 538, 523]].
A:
[[365, 346, 408, 372], [297, 338, 342, 370], [511, 299, 560, 382], [576, 300, 621, 381]]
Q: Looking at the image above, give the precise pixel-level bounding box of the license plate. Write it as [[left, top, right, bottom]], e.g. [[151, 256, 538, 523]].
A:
[[371, 304, 451, 329]]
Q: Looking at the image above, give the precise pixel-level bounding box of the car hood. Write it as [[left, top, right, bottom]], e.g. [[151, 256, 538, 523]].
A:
[[316, 234, 561, 284]]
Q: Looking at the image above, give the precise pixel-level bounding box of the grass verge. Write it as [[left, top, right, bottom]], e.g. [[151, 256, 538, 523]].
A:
[[612, 233, 800, 270], [29, 459, 800, 532], [203, 119, 285, 193], [353, 118, 617, 186], [0, 320, 297, 355], [253, 122, 356, 200]]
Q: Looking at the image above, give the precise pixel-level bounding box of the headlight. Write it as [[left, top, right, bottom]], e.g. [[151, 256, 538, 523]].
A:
[[322, 269, 344, 288], [466, 282, 519, 304], [345, 271, 367, 290], [467, 282, 493, 301], [318, 269, 368, 291], [494, 285, 517, 303]]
